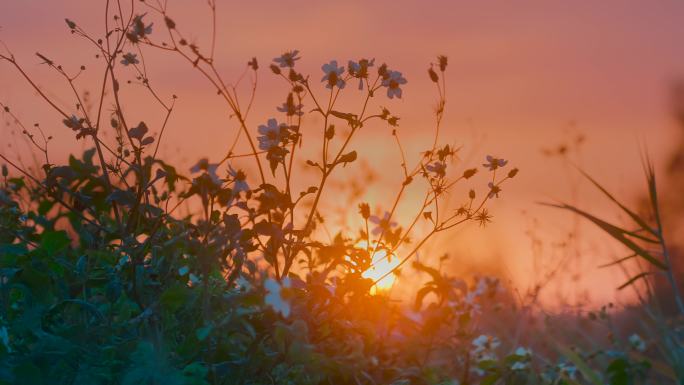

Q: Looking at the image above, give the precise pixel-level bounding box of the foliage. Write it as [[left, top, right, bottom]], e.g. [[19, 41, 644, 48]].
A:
[[0, 1, 681, 384]]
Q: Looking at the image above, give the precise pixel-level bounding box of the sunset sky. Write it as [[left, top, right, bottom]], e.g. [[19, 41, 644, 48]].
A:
[[3, 0, 684, 308]]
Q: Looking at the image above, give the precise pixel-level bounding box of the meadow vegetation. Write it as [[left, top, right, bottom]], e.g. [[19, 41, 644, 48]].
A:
[[0, 1, 682, 384]]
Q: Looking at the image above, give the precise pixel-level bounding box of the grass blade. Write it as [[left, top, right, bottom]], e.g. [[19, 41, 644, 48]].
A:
[[541, 202, 668, 270]]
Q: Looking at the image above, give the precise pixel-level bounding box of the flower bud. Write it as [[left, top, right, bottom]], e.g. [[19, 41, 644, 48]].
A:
[[469, 189, 476, 199], [508, 168, 519, 178], [428, 67, 439, 83], [463, 168, 477, 179], [270, 64, 281, 75]]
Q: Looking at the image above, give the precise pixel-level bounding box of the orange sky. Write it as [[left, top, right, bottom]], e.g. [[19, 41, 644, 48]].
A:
[[3, 0, 684, 309]]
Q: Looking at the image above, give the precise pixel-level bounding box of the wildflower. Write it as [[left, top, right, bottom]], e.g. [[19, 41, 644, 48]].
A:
[[426, 161, 447, 178], [276, 94, 303, 116], [120, 52, 139, 66], [487, 182, 501, 198], [228, 165, 249, 194], [628, 333, 646, 352], [257, 118, 284, 150], [321, 60, 346, 89], [236, 276, 251, 291], [348, 58, 375, 90], [482, 155, 508, 171], [514, 347, 532, 358], [472, 334, 500, 353], [475, 209, 493, 227], [189, 273, 201, 286], [273, 50, 300, 68], [358, 202, 371, 219], [438, 55, 448, 71], [128, 14, 153, 42], [190, 158, 220, 184], [178, 266, 189, 276], [511, 362, 528, 370], [63, 115, 83, 130], [369, 211, 398, 235], [557, 363, 577, 380], [0, 326, 10, 353], [381, 70, 407, 99], [264, 277, 292, 317]]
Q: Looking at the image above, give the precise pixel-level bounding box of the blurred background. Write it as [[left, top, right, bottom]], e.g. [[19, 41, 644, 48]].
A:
[[3, 0, 684, 309]]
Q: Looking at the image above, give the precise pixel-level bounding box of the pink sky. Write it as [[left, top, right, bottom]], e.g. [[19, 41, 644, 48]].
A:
[[3, 0, 684, 308]]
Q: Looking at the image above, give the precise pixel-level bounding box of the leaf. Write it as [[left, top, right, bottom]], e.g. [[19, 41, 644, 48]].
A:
[[128, 122, 149, 141], [542, 202, 667, 270], [617, 272, 652, 290], [40, 230, 70, 256], [106, 189, 136, 206], [577, 168, 657, 237], [161, 284, 190, 312], [598, 253, 637, 268]]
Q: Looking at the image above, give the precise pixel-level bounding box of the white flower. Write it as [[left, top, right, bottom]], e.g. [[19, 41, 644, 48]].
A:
[[348, 58, 375, 90], [228, 166, 249, 194], [381, 70, 407, 99], [557, 363, 577, 380], [425, 161, 446, 178], [511, 361, 528, 370], [487, 182, 502, 199], [369, 211, 398, 235], [132, 14, 153, 37], [628, 333, 646, 352], [189, 273, 201, 285], [236, 276, 251, 291], [257, 118, 284, 150], [190, 158, 221, 184], [276, 100, 303, 117], [120, 52, 139, 66], [482, 155, 508, 171], [321, 60, 346, 89], [514, 347, 532, 357], [0, 326, 11, 353], [265, 277, 292, 317], [273, 50, 300, 68], [472, 334, 500, 354]]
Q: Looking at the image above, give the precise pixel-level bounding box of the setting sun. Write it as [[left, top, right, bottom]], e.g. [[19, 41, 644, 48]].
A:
[[356, 241, 400, 294]]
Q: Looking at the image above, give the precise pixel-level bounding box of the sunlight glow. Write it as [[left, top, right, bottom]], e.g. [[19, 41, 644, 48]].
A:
[[357, 241, 401, 294]]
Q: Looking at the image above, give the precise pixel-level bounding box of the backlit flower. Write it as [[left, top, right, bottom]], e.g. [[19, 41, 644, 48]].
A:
[[265, 277, 292, 317], [348, 58, 375, 90], [120, 52, 139, 66], [257, 118, 284, 150], [482, 155, 508, 171], [426, 161, 447, 178], [628, 333, 646, 352], [369, 211, 398, 235], [381, 70, 407, 99], [321, 60, 346, 89], [190, 158, 220, 184], [488, 182, 501, 198], [228, 166, 249, 194], [273, 50, 300, 68]]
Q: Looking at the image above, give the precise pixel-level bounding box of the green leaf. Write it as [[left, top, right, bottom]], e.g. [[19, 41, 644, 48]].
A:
[[161, 284, 190, 312], [40, 230, 70, 256]]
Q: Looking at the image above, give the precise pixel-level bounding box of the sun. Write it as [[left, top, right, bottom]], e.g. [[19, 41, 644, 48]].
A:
[[356, 241, 401, 294]]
